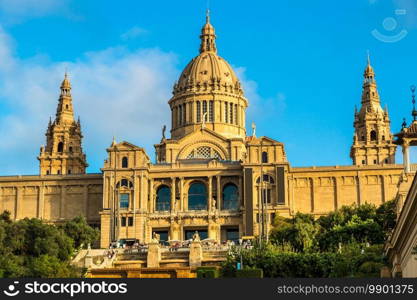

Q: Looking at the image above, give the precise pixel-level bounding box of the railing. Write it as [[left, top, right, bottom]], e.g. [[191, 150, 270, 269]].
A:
[[188, 204, 208, 211], [409, 164, 417, 172], [155, 202, 171, 211], [222, 201, 239, 211]]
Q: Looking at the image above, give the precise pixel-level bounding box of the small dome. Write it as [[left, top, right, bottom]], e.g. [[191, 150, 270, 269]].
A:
[[61, 73, 71, 90]]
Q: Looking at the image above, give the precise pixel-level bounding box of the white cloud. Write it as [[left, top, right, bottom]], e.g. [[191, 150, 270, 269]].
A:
[[0, 26, 179, 174], [121, 26, 148, 41], [235, 67, 286, 128], [0, 27, 282, 175]]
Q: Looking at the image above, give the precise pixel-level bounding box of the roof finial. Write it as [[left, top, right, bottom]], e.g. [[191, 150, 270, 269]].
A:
[[367, 50, 371, 66], [411, 85, 417, 121], [199, 6, 216, 53], [206, 0, 210, 22]]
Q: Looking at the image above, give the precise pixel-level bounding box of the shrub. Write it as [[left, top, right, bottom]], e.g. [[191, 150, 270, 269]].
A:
[[196, 266, 219, 278], [236, 268, 263, 278]]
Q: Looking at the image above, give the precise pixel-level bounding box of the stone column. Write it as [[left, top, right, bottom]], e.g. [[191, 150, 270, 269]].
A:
[[238, 176, 243, 208], [38, 184, 44, 219], [60, 185, 66, 219], [15, 187, 22, 220], [149, 178, 154, 213], [147, 242, 161, 268], [171, 177, 176, 212], [216, 175, 221, 210], [403, 143, 410, 173], [334, 177, 341, 210], [180, 177, 184, 211], [134, 173, 139, 210], [310, 178, 315, 213], [84, 185, 89, 219], [189, 241, 203, 267], [208, 176, 212, 211]]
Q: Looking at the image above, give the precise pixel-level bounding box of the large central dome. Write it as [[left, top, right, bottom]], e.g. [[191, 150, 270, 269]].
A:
[[169, 11, 248, 140], [174, 52, 241, 95]]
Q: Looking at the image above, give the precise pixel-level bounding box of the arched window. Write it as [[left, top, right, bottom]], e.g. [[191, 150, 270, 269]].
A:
[[186, 146, 221, 159], [262, 151, 268, 163], [202, 101, 207, 117], [370, 130, 377, 141], [197, 101, 201, 123], [209, 101, 214, 122], [120, 193, 129, 209], [116, 179, 133, 188], [256, 174, 275, 184], [122, 156, 128, 168], [188, 182, 207, 210], [69, 146, 73, 153], [57, 142, 64, 153], [156, 185, 171, 211], [382, 135, 385, 141], [225, 102, 228, 123], [222, 183, 239, 210], [229, 102, 233, 123]]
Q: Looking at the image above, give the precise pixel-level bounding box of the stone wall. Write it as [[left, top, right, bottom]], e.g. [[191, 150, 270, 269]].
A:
[[288, 165, 404, 215], [0, 174, 103, 224]]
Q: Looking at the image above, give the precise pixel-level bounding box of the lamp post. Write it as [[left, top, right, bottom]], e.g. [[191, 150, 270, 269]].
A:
[[238, 238, 243, 270]]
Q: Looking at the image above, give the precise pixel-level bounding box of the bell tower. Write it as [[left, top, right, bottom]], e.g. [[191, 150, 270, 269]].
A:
[[350, 55, 396, 165], [38, 73, 88, 175]]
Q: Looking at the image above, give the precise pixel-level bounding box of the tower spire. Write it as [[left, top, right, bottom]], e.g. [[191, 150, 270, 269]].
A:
[[38, 73, 87, 175], [56, 72, 74, 124], [351, 55, 396, 166], [199, 9, 217, 53]]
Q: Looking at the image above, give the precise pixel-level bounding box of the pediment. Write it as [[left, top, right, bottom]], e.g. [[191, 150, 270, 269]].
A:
[[246, 136, 282, 146], [176, 128, 233, 160]]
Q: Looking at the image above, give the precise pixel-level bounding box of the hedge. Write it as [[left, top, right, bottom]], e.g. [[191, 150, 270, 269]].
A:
[[236, 268, 264, 278], [196, 266, 220, 278]]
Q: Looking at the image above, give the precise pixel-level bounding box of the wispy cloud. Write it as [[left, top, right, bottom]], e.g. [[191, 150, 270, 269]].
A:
[[235, 67, 286, 127], [0, 26, 281, 175], [0, 26, 178, 174], [0, 0, 71, 23], [121, 26, 148, 41]]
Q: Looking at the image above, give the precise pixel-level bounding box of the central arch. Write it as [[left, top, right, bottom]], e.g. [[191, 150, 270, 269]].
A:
[[188, 182, 207, 210], [177, 140, 228, 160]]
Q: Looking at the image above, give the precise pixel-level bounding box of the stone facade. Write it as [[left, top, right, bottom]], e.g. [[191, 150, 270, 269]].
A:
[[0, 13, 406, 249], [0, 174, 102, 224]]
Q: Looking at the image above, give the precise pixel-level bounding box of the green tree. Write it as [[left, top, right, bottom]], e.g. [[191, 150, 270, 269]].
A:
[[0, 212, 96, 278], [59, 216, 100, 249]]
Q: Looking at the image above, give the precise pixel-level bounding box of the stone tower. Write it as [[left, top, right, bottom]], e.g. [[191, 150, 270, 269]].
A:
[[38, 74, 88, 175], [350, 55, 396, 165]]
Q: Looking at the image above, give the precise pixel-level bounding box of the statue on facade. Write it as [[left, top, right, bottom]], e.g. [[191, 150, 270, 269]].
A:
[[251, 122, 256, 137], [201, 112, 208, 130], [152, 232, 160, 243], [212, 199, 217, 211], [162, 125, 166, 140], [192, 231, 200, 242]]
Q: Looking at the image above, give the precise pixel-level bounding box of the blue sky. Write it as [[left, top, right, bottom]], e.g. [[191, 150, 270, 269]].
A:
[[0, 0, 416, 175]]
